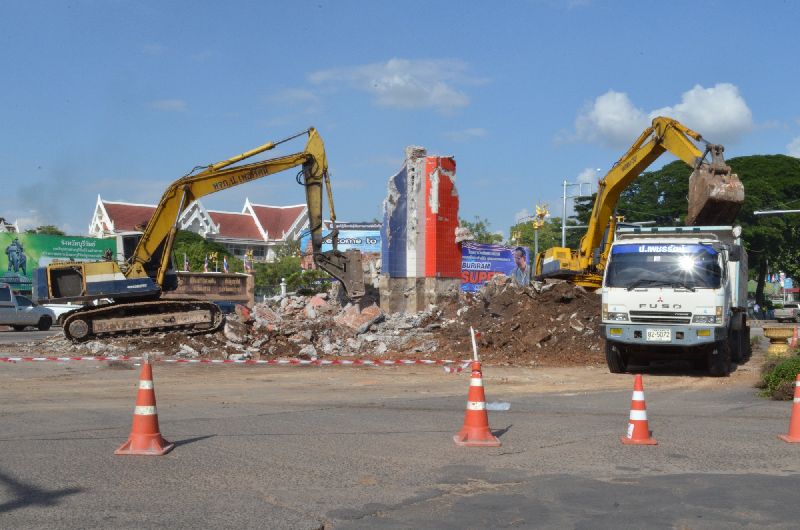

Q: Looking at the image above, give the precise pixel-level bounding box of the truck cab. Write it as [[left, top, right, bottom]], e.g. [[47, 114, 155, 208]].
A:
[[600, 226, 749, 376], [775, 303, 800, 323], [0, 283, 56, 331]]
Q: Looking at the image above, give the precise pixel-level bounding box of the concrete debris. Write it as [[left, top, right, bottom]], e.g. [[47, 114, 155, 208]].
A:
[[24, 278, 603, 368], [334, 303, 385, 334], [234, 304, 253, 323], [223, 319, 248, 344], [298, 344, 317, 357], [179, 344, 200, 357], [454, 226, 474, 243]]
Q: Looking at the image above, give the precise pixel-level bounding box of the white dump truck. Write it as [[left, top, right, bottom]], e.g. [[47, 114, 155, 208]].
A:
[[600, 226, 749, 376]]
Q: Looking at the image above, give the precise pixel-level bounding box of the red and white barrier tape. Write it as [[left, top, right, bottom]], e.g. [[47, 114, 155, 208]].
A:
[[443, 361, 472, 374], [0, 355, 462, 367]]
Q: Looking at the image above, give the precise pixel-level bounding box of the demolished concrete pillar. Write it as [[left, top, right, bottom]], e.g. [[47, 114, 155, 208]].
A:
[[380, 147, 461, 314]]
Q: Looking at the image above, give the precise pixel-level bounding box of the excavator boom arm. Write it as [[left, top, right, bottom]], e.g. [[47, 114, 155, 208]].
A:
[[128, 128, 364, 298], [579, 117, 705, 264], [535, 116, 743, 289]]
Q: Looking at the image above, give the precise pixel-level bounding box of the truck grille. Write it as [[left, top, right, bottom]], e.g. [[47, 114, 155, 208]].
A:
[[629, 310, 692, 325]]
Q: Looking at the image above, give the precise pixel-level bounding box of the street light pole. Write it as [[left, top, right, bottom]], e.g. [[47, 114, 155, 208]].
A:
[[561, 171, 600, 247], [562, 179, 568, 247]]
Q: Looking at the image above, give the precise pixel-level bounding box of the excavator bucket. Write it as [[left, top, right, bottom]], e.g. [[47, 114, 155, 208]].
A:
[[316, 249, 366, 299], [686, 144, 745, 225]]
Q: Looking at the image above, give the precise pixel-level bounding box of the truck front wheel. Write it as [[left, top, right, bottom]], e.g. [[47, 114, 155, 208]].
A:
[[707, 342, 731, 377], [605, 342, 628, 374], [37, 316, 52, 331]]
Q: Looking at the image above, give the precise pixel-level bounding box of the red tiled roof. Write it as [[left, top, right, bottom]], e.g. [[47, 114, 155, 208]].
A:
[[251, 204, 306, 240], [207, 211, 263, 240], [103, 202, 156, 232]]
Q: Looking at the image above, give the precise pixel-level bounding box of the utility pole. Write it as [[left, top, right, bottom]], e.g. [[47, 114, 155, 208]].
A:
[[561, 180, 568, 247]]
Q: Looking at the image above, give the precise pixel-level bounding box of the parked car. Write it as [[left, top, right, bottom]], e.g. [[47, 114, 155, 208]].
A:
[[43, 303, 84, 326], [0, 283, 56, 331], [775, 302, 800, 323]]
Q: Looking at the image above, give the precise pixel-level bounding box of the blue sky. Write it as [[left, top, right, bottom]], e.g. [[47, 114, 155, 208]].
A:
[[1, 0, 798, 236]]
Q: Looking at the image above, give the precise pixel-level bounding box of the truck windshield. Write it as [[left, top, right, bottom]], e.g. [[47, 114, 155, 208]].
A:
[[605, 243, 722, 289]]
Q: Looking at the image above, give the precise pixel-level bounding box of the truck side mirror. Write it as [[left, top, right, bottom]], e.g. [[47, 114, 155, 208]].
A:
[[728, 245, 742, 262]]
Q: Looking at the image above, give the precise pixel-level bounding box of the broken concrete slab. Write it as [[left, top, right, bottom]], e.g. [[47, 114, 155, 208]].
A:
[[224, 319, 248, 344], [334, 303, 385, 335]]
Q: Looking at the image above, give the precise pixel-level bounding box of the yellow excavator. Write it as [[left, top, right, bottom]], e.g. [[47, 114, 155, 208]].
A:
[[534, 116, 744, 289], [33, 128, 365, 341]]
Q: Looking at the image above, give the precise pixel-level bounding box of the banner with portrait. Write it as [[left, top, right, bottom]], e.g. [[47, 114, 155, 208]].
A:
[[461, 242, 531, 292]]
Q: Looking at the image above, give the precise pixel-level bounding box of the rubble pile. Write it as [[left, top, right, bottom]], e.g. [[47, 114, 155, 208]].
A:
[[440, 275, 603, 366], [26, 276, 603, 367]]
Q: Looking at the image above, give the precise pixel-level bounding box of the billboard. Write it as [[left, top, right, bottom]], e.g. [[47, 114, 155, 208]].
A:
[[461, 242, 530, 292], [300, 222, 381, 255], [0, 233, 116, 292]]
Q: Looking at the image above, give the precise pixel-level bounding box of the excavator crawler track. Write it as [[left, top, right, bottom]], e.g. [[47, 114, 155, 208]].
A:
[[62, 300, 225, 342]]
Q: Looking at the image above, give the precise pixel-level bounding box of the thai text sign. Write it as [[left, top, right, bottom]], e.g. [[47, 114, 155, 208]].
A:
[[1, 233, 116, 291]]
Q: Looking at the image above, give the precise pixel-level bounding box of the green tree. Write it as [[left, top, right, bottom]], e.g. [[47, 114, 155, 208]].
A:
[[170, 230, 312, 294], [728, 155, 800, 303], [172, 230, 235, 272], [459, 216, 503, 244], [26, 225, 66, 236], [509, 217, 562, 254], [287, 268, 330, 294], [275, 237, 300, 259], [253, 256, 301, 291]]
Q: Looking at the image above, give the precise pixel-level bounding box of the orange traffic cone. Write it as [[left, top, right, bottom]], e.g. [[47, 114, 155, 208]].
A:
[[115, 357, 174, 456], [620, 374, 657, 445], [779, 374, 800, 443], [453, 361, 501, 447]]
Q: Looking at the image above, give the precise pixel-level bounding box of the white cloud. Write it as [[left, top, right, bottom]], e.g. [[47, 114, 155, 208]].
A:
[[572, 83, 753, 148], [650, 83, 753, 143], [575, 167, 602, 187], [514, 208, 531, 222], [309, 58, 482, 113], [788, 137, 800, 158], [574, 91, 648, 148], [148, 99, 188, 112], [443, 127, 487, 142]]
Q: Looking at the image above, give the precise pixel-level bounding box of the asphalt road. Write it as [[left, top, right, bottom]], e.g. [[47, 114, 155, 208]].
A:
[[0, 328, 60, 344], [1, 349, 799, 529]]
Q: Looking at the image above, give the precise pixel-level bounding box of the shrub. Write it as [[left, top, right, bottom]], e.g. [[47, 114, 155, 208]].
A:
[[760, 356, 800, 400], [287, 269, 331, 295]]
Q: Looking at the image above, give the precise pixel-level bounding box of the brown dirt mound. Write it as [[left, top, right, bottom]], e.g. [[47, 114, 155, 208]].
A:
[[439, 276, 603, 366]]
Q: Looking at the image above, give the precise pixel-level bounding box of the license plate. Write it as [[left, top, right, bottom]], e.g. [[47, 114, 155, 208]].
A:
[[646, 328, 671, 342]]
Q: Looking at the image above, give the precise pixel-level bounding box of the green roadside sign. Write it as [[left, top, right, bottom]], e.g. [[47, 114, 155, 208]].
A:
[[0, 233, 116, 292]]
